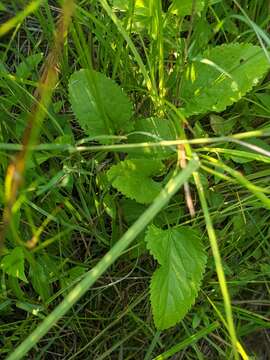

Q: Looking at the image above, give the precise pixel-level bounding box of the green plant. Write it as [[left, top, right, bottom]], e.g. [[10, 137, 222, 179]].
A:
[[67, 37, 269, 336], [1, 0, 270, 359]]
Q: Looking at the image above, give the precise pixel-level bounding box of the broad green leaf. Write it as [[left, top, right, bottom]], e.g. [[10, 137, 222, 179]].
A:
[[1, 247, 28, 283], [69, 69, 133, 140], [113, 0, 151, 31], [127, 117, 176, 158], [107, 159, 164, 204], [181, 43, 270, 117], [146, 225, 207, 330], [170, 0, 205, 16]]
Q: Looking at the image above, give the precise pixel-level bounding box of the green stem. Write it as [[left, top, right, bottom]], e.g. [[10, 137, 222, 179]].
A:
[[173, 110, 240, 359], [193, 172, 240, 360]]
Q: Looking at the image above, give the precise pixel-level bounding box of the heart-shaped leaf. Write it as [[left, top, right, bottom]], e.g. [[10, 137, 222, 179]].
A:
[[181, 43, 270, 116]]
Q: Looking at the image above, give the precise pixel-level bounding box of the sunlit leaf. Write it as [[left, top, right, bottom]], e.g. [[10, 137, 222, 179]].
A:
[[170, 0, 205, 16], [181, 43, 270, 116]]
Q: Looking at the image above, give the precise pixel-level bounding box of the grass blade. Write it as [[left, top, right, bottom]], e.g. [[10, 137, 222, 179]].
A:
[[153, 322, 220, 360], [193, 172, 242, 360]]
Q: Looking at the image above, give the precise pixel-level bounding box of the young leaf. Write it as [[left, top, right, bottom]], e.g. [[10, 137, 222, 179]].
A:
[[181, 43, 270, 117], [146, 225, 207, 330], [69, 69, 133, 140], [107, 159, 164, 204], [16, 53, 43, 79], [1, 247, 28, 283], [170, 0, 205, 16]]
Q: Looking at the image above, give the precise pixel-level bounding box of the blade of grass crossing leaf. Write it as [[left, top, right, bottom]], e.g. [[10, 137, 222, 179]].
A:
[[0, 0, 43, 37], [232, 0, 270, 63], [1, 129, 270, 152], [174, 117, 242, 360], [7, 159, 199, 360], [193, 172, 243, 360], [201, 155, 270, 209]]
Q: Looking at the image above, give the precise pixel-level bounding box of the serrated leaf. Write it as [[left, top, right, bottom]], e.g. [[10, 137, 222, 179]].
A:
[[1, 247, 28, 283], [181, 43, 270, 117], [107, 159, 164, 204], [69, 69, 133, 140], [146, 225, 207, 330], [127, 117, 176, 158], [170, 0, 205, 16]]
